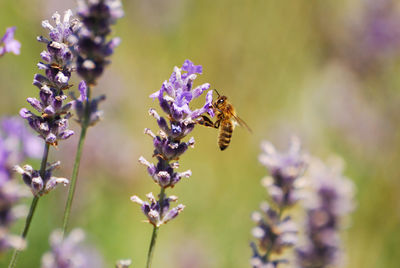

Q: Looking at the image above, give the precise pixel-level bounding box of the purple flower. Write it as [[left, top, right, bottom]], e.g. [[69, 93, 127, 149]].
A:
[[131, 193, 184, 227], [72, 81, 106, 127], [296, 157, 355, 268], [149, 60, 213, 123], [21, 10, 79, 146], [337, 0, 400, 75], [0, 27, 21, 56], [41, 229, 104, 268], [39, 10, 80, 67], [0, 228, 26, 254], [134, 60, 212, 227], [0, 117, 41, 253], [259, 137, 308, 209], [14, 161, 69, 197], [251, 138, 308, 267], [1, 117, 42, 161], [251, 203, 298, 254], [75, 0, 124, 85]]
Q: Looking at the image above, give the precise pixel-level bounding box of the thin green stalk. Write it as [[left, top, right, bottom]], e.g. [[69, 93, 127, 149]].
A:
[[8, 142, 50, 268], [61, 86, 91, 236], [145, 187, 165, 268], [61, 122, 88, 235]]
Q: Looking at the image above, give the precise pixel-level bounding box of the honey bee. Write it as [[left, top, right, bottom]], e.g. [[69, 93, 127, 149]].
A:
[[198, 89, 251, 150]]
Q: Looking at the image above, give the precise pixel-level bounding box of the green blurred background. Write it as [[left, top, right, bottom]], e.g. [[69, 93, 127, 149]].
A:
[[1, 0, 400, 267]]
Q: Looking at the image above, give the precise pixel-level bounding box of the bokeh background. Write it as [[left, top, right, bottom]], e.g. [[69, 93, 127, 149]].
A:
[[1, 0, 400, 267]]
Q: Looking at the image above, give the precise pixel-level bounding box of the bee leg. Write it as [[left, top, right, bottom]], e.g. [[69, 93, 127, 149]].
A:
[[214, 120, 221, 128], [197, 115, 217, 128]]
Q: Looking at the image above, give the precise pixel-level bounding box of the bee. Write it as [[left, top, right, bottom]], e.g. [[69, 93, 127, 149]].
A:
[[198, 89, 251, 150]]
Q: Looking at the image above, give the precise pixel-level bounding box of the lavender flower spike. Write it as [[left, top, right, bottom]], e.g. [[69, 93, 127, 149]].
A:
[[135, 60, 212, 267], [259, 136, 308, 209], [251, 138, 308, 267], [0, 27, 21, 56], [75, 0, 124, 85], [296, 157, 355, 268], [20, 10, 80, 146]]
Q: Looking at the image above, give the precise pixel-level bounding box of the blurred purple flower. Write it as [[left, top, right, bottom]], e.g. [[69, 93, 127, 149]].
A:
[[340, 0, 400, 74], [251, 138, 308, 267], [0, 228, 26, 254], [0, 27, 21, 56], [1, 117, 42, 163], [20, 10, 79, 146], [41, 229, 104, 268], [296, 157, 355, 268], [259, 137, 308, 209], [75, 0, 124, 85], [0, 117, 41, 253], [251, 203, 297, 254]]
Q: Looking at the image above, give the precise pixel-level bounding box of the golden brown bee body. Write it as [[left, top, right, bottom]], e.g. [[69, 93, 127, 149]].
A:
[[198, 91, 251, 151]]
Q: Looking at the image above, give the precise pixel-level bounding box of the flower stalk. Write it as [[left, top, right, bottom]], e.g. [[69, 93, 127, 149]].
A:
[[146, 187, 164, 268], [61, 0, 123, 234], [61, 93, 89, 235]]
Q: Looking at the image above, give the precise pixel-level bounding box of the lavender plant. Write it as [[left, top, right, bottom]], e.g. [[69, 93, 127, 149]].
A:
[[296, 158, 355, 268], [131, 59, 213, 268], [251, 137, 308, 267], [0, 117, 40, 253], [8, 10, 79, 267], [61, 0, 124, 235], [41, 228, 103, 268], [0, 27, 20, 57]]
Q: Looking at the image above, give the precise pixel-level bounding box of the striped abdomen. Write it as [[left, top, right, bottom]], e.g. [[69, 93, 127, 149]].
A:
[[218, 120, 234, 150]]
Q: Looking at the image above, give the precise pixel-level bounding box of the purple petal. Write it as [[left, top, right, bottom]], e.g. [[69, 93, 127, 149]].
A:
[[45, 133, 57, 144], [181, 59, 202, 75], [40, 51, 52, 62], [192, 83, 211, 98], [37, 62, 48, 70], [1, 27, 21, 55], [59, 130, 74, 140], [163, 204, 185, 224], [149, 90, 160, 100], [44, 105, 56, 115], [78, 80, 87, 101], [27, 98, 43, 112], [19, 108, 32, 119]]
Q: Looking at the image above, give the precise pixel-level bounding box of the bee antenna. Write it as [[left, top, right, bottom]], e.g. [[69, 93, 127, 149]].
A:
[[214, 89, 221, 97]]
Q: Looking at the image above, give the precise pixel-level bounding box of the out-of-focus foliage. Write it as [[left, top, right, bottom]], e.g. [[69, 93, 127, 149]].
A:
[[0, 0, 400, 267]]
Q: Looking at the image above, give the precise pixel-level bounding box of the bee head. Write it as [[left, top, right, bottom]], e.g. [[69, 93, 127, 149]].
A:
[[215, 95, 227, 109]]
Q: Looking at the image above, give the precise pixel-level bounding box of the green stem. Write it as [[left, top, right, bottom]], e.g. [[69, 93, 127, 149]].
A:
[[145, 187, 165, 268], [62, 86, 91, 236], [61, 122, 88, 235], [8, 142, 50, 268]]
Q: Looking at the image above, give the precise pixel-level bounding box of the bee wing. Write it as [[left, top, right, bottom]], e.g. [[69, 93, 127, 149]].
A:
[[233, 115, 252, 133]]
